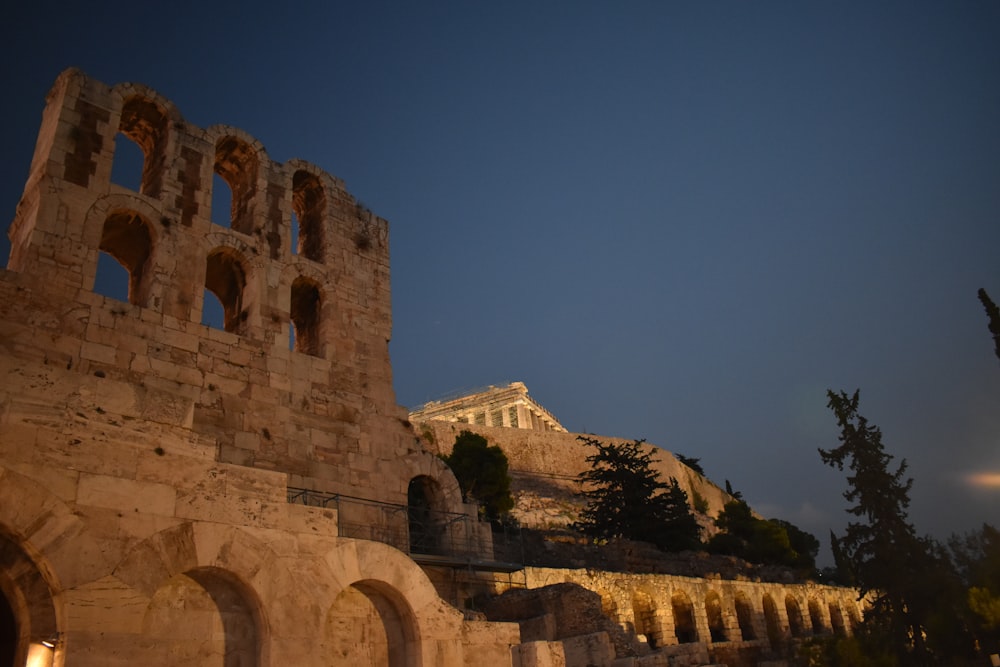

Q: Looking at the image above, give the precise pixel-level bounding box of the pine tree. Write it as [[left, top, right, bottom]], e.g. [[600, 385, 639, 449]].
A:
[[573, 436, 701, 552], [820, 389, 934, 663]]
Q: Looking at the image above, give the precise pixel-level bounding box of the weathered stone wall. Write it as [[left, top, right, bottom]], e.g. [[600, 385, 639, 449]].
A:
[[4, 68, 443, 504]]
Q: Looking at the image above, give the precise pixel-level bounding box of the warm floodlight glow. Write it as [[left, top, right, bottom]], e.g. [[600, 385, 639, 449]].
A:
[[966, 472, 1000, 488], [26, 642, 54, 667]]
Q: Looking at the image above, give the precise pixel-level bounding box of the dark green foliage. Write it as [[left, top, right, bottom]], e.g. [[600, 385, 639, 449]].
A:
[[706, 499, 816, 570], [771, 518, 820, 572], [978, 288, 1000, 362], [573, 436, 701, 552], [820, 389, 965, 664], [674, 453, 704, 475], [950, 524, 1000, 655], [441, 430, 514, 524]]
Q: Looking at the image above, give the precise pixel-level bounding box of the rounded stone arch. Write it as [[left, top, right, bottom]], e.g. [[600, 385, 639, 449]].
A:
[[204, 125, 270, 237], [828, 600, 846, 636], [321, 539, 466, 667], [761, 593, 782, 649], [0, 529, 60, 667], [732, 590, 756, 641], [200, 233, 263, 333], [705, 589, 727, 642], [141, 566, 265, 667], [112, 522, 274, 666], [279, 261, 331, 357], [110, 83, 182, 199], [785, 594, 805, 638], [400, 453, 465, 515], [283, 159, 338, 264], [631, 587, 661, 648], [407, 475, 449, 555], [808, 596, 826, 635], [83, 194, 166, 306], [670, 589, 698, 644], [0, 466, 109, 666]]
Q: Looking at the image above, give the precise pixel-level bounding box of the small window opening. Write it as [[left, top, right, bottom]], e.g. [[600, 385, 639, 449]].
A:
[[211, 173, 232, 228], [291, 171, 326, 261], [110, 134, 144, 192], [290, 277, 321, 356], [97, 211, 153, 305], [204, 249, 246, 333]]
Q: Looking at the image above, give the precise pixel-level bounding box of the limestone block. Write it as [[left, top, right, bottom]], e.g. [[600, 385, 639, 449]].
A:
[[514, 640, 566, 667], [64, 575, 149, 634], [561, 632, 615, 667], [77, 473, 176, 516]]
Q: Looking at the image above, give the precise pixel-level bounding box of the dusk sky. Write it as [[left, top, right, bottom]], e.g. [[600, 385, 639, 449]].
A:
[[2, 2, 998, 563]]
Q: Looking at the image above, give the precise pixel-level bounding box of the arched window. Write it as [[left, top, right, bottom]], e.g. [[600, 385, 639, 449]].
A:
[[785, 595, 805, 638], [734, 591, 756, 641], [214, 136, 258, 234], [204, 249, 247, 333], [291, 171, 326, 262], [705, 591, 727, 642], [114, 96, 168, 196], [290, 277, 322, 356], [671, 591, 698, 644], [97, 211, 153, 306]]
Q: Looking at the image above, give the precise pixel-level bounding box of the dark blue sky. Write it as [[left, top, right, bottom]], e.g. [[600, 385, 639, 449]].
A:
[[2, 1, 998, 560]]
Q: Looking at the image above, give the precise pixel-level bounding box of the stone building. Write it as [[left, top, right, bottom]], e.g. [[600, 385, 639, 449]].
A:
[[1, 69, 861, 667]]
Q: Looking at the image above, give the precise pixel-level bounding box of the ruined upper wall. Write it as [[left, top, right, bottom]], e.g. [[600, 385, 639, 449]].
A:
[[0, 69, 445, 504]]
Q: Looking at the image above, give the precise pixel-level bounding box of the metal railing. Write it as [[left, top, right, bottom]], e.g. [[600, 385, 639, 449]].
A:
[[286, 487, 523, 567]]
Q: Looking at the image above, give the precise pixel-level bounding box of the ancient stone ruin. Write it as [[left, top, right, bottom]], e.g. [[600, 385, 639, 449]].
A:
[[0, 70, 861, 667]]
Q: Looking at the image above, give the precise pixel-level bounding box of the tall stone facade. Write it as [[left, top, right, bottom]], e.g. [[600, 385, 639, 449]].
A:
[[0, 68, 516, 667], [1, 70, 861, 667]]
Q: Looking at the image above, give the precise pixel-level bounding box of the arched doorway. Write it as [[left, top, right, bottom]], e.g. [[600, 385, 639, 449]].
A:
[[326, 580, 417, 667], [0, 532, 58, 667], [407, 476, 444, 555]]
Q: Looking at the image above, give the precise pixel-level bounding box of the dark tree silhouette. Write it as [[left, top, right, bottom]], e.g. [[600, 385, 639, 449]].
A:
[[978, 288, 1000, 363], [442, 430, 514, 524], [820, 389, 940, 664], [574, 436, 701, 552]]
